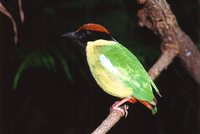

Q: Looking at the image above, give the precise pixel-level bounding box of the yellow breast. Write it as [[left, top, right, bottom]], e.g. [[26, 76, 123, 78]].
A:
[[86, 40, 133, 98]]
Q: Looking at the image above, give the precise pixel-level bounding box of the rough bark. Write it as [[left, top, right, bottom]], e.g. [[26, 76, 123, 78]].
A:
[[138, 0, 200, 84]]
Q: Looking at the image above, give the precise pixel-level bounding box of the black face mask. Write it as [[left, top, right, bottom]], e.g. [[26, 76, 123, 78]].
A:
[[76, 30, 114, 47]]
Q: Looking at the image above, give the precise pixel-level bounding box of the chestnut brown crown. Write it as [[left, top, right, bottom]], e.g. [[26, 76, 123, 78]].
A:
[[76, 23, 110, 34]]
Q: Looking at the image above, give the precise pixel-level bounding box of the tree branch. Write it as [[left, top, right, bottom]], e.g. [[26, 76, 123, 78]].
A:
[[148, 43, 179, 80], [91, 105, 128, 134], [137, 0, 200, 84], [91, 0, 200, 133], [0, 2, 18, 44], [18, 0, 24, 22]]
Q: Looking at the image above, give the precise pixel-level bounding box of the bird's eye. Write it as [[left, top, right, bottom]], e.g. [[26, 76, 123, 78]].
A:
[[77, 30, 91, 42]]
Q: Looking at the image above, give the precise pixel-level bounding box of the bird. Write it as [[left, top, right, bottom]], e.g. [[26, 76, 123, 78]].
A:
[[62, 23, 161, 114]]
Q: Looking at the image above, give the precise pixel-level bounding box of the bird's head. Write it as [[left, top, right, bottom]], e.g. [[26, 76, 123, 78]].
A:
[[62, 23, 114, 47]]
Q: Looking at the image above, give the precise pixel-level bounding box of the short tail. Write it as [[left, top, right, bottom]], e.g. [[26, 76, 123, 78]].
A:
[[151, 105, 157, 115]]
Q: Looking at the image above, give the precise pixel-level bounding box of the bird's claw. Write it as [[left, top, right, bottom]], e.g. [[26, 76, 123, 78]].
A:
[[110, 103, 129, 117]]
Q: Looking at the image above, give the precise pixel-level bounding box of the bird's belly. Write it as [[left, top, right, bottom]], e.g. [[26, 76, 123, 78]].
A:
[[91, 67, 133, 98]]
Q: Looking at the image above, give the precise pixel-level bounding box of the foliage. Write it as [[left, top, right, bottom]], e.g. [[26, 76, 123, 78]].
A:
[[13, 49, 73, 90]]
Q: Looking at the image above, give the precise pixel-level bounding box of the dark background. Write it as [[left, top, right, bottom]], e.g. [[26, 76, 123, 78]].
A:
[[0, 0, 199, 134]]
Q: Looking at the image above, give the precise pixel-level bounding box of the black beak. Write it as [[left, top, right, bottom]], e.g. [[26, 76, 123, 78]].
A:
[[62, 32, 77, 39]]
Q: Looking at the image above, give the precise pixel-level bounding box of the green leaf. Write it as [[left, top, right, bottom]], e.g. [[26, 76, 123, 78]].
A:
[[13, 51, 56, 90], [13, 48, 74, 90]]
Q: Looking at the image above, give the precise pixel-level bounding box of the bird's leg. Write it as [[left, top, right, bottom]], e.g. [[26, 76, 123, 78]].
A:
[[110, 97, 136, 117], [128, 98, 137, 103]]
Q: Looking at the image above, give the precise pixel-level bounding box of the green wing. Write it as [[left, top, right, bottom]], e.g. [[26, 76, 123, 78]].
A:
[[100, 42, 160, 102]]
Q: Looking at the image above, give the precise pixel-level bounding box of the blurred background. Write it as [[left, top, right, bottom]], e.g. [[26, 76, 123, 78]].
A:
[[0, 0, 199, 134]]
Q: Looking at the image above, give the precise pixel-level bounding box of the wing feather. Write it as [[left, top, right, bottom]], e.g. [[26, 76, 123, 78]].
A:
[[101, 42, 160, 102]]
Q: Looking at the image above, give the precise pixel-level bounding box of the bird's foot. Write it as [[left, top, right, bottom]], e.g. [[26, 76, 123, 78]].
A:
[[109, 97, 135, 117], [110, 104, 129, 117], [110, 99, 129, 117]]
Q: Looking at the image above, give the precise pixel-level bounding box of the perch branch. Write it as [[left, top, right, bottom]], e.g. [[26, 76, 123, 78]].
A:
[[91, 105, 128, 134]]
